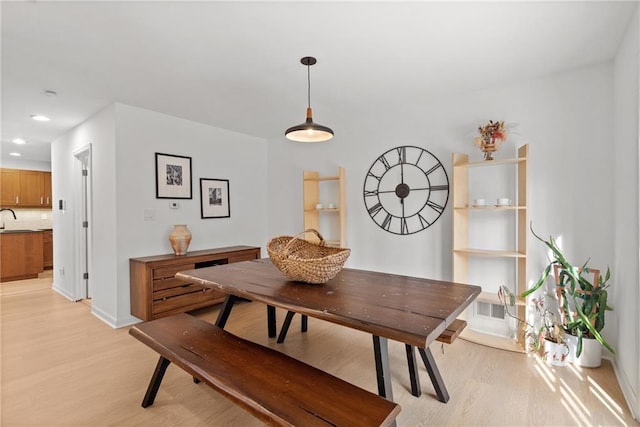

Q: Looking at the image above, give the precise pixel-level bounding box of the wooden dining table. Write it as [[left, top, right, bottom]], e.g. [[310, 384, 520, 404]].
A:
[[176, 258, 481, 403]]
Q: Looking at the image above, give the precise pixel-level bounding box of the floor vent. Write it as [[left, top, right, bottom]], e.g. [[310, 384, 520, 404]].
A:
[[477, 301, 506, 319]]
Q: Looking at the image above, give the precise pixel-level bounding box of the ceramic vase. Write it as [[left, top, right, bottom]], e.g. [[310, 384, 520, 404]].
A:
[[169, 224, 192, 256], [481, 142, 497, 160]]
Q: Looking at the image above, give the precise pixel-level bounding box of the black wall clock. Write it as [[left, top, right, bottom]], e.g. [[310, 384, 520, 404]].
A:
[[363, 146, 449, 235]]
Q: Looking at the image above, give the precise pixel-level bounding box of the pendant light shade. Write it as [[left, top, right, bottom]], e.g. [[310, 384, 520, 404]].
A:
[[285, 57, 334, 142]]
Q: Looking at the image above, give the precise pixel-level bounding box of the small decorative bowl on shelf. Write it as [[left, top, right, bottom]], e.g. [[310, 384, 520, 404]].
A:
[[267, 229, 351, 284]]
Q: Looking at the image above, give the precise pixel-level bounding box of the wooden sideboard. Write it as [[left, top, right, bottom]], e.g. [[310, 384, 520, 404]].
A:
[[130, 246, 261, 321]]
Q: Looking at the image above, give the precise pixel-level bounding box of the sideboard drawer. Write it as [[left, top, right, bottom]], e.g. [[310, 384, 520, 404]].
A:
[[153, 284, 225, 316], [153, 263, 196, 280]]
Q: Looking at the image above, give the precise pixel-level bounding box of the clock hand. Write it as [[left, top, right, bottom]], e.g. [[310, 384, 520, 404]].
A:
[[411, 185, 448, 191]]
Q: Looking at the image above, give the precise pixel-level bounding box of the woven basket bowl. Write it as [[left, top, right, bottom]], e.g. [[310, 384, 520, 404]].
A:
[[267, 229, 351, 284]]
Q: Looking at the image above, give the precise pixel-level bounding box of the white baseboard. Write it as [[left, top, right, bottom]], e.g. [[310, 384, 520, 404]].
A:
[[612, 358, 640, 422], [52, 282, 75, 301], [90, 304, 118, 328], [90, 304, 141, 329]]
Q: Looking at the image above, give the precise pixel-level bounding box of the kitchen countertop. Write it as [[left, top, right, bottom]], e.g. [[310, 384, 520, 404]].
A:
[[0, 228, 51, 234]]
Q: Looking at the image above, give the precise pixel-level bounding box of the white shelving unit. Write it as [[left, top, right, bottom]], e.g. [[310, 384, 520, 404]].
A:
[[452, 144, 528, 352], [302, 167, 345, 247]]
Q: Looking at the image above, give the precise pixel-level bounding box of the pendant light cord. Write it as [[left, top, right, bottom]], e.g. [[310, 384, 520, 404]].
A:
[[307, 63, 311, 109]]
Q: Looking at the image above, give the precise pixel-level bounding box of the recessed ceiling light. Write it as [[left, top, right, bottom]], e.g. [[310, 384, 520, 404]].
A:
[[12, 138, 27, 145], [31, 114, 50, 122], [9, 152, 22, 157]]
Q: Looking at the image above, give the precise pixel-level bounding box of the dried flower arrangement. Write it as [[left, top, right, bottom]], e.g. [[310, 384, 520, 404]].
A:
[[473, 120, 508, 160]]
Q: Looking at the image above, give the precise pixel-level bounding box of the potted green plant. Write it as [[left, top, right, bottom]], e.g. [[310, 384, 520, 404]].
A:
[[499, 286, 569, 366], [521, 224, 615, 366]]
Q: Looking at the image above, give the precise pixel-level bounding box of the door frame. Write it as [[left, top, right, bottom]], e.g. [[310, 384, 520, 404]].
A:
[[72, 144, 92, 301]]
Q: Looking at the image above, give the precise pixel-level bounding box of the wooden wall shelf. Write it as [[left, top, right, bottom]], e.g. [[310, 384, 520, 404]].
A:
[[452, 144, 528, 350], [302, 167, 346, 247]]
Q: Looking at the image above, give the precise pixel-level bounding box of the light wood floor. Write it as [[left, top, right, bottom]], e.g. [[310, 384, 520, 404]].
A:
[[1, 275, 637, 427]]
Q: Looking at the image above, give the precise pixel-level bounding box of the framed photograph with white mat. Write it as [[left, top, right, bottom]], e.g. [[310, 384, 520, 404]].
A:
[[200, 178, 230, 219], [155, 153, 192, 199]]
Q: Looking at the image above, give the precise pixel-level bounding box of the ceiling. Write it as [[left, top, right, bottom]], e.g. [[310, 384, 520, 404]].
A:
[[1, 1, 636, 163]]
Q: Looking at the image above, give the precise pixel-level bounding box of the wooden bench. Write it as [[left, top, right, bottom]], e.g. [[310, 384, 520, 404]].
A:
[[436, 319, 467, 344], [129, 313, 401, 427], [276, 312, 466, 345], [275, 311, 466, 402]]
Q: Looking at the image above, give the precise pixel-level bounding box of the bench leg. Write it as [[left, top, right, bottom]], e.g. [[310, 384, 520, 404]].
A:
[[405, 344, 422, 397], [215, 294, 238, 328], [277, 311, 296, 343], [142, 356, 171, 408], [372, 335, 394, 401], [267, 305, 277, 338], [418, 347, 450, 403]]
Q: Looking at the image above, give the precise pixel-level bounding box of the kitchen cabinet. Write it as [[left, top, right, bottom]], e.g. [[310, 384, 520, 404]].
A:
[[0, 169, 52, 208], [0, 230, 44, 282], [43, 172, 52, 208], [43, 230, 53, 269], [130, 246, 261, 321], [0, 169, 20, 206]]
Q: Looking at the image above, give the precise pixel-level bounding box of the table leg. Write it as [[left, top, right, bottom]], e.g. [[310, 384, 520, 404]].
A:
[[418, 347, 450, 403], [267, 305, 276, 338], [405, 344, 422, 397], [372, 335, 394, 401], [277, 311, 296, 343], [215, 295, 238, 328]]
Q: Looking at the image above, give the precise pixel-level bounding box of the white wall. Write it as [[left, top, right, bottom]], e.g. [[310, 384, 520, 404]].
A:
[[52, 103, 268, 327], [268, 62, 615, 282], [613, 6, 640, 420], [52, 105, 117, 306], [113, 104, 268, 325]]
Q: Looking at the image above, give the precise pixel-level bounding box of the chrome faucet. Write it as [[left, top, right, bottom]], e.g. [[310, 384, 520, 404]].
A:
[[0, 208, 17, 229]]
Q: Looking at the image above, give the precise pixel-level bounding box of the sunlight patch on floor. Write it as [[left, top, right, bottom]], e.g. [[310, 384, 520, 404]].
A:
[[588, 375, 628, 426], [560, 377, 591, 414], [566, 361, 584, 381], [534, 356, 557, 392]]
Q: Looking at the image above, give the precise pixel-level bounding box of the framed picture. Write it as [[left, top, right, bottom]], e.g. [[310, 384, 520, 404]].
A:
[[155, 153, 192, 199], [200, 178, 230, 219]]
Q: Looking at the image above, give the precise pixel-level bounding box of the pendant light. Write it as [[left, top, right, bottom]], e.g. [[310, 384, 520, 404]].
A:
[[285, 56, 334, 142]]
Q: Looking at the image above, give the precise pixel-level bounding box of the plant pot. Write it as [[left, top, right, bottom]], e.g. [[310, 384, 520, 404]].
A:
[[565, 334, 602, 368], [169, 224, 192, 256], [543, 339, 569, 366]]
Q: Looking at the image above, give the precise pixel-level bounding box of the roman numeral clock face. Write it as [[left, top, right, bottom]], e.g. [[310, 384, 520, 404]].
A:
[[363, 146, 449, 235]]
